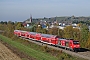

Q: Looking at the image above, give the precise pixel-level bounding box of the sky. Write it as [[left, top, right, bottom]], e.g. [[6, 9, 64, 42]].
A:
[[0, 0, 90, 22]]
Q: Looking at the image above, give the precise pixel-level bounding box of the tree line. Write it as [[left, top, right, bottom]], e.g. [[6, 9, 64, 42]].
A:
[[29, 22, 90, 49], [0, 21, 90, 49]]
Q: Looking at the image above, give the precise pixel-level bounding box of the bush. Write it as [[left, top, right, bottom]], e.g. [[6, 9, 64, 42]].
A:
[[41, 45, 50, 52]]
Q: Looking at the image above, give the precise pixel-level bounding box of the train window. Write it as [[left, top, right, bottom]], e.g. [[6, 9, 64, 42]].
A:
[[55, 36, 60, 38], [67, 38, 74, 40], [73, 41, 79, 44]]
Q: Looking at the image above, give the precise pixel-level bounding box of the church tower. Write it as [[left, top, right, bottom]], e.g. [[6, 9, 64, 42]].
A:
[[30, 14, 32, 23]]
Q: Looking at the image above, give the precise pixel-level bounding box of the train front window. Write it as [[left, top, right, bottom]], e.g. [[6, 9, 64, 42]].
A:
[[73, 41, 79, 44]]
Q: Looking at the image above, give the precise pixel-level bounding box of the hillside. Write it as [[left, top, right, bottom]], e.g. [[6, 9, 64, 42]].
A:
[[25, 16, 90, 25]]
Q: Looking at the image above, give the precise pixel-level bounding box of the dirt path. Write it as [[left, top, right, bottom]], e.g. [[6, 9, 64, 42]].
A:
[[0, 42, 21, 60]]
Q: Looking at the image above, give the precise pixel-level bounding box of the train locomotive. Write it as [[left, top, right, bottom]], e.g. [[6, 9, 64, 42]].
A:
[[14, 30, 80, 52]]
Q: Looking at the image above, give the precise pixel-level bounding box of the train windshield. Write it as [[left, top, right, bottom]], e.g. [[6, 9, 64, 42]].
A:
[[73, 41, 79, 44]]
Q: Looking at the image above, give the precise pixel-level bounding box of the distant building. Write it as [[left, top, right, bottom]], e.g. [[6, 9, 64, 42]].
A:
[[72, 23, 77, 27], [89, 26, 90, 31], [23, 15, 33, 27], [29, 14, 32, 23], [49, 22, 80, 30], [25, 14, 32, 23]]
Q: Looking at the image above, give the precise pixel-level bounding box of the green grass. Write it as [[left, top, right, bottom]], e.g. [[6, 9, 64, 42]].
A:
[[0, 35, 87, 60], [0, 35, 58, 60]]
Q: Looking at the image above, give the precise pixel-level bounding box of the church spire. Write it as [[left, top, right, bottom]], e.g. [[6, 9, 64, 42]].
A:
[[30, 14, 32, 23]]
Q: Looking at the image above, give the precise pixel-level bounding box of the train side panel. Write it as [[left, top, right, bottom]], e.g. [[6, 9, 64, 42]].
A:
[[14, 30, 80, 51], [57, 39, 80, 51], [35, 34, 41, 41]]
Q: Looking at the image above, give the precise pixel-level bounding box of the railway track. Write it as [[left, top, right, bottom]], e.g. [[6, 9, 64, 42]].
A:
[[21, 37, 90, 60]]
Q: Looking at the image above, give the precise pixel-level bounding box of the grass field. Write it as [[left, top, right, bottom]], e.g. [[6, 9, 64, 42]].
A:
[[0, 35, 59, 60], [0, 35, 87, 60]]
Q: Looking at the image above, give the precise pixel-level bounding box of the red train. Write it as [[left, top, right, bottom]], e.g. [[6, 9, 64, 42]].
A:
[[14, 30, 80, 52]]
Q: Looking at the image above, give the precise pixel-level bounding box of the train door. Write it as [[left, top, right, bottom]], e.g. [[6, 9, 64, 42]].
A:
[[65, 41, 69, 47], [61, 40, 65, 46], [69, 41, 72, 48], [58, 40, 61, 45]]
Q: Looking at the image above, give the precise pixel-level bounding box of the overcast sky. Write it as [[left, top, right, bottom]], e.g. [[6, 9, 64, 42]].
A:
[[0, 0, 90, 22]]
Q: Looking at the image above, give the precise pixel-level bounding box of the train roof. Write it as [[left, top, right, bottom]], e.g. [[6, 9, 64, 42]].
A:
[[14, 30, 26, 32], [41, 34, 56, 38], [29, 32, 37, 34], [59, 38, 74, 41], [20, 31, 27, 32]]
